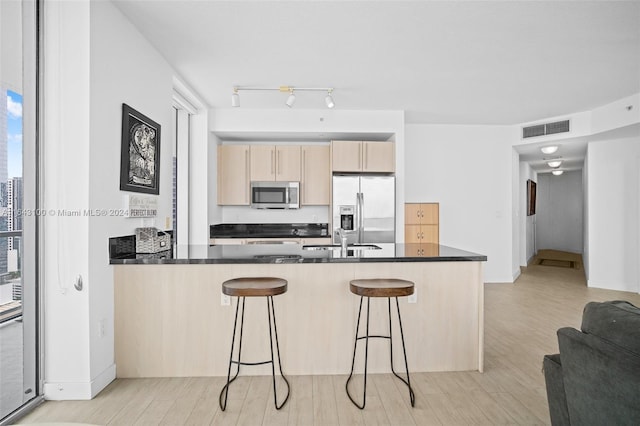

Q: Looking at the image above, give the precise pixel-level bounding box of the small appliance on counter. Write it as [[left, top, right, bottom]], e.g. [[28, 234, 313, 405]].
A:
[[332, 174, 395, 244], [135, 227, 171, 253], [250, 181, 299, 209]]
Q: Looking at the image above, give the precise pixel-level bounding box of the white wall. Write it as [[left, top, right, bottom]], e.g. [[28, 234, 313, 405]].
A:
[[518, 162, 537, 266], [43, 0, 175, 399], [587, 136, 640, 292], [405, 124, 515, 283], [536, 171, 583, 253]]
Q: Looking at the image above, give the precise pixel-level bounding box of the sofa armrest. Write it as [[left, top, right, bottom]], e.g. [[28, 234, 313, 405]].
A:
[[543, 353, 570, 426], [558, 327, 640, 426]]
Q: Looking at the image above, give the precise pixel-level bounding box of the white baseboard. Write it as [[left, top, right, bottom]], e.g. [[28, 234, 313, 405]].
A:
[[44, 363, 116, 400], [512, 267, 521, 282]]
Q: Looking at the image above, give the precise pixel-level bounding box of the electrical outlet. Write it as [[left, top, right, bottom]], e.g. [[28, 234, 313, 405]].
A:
[[408, 287, 417, 304], [221, 292, 231, 306]]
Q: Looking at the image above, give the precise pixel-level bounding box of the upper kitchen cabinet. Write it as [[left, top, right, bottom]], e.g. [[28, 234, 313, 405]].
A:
[[301, 145, 330, 205], [250, 145, 301, 181], [331, 140, 395, 173], [218, 145, 250, 205]]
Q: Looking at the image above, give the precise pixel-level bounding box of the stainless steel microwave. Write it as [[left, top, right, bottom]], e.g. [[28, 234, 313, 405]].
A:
[[250, 181, 300, 209]]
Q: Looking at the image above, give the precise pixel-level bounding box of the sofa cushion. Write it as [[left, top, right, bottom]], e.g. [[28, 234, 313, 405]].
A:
[[581, 300, 640, 356]]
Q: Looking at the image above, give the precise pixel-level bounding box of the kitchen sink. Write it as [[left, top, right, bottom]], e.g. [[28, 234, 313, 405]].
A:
[[302, 244, 382, 251]]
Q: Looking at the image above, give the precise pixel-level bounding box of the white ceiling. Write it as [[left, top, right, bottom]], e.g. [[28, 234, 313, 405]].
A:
[[112, 0, 640, 170]]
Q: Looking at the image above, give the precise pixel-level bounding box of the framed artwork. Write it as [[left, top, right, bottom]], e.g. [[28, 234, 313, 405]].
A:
[[120, 104, 161, 195], [527, 179, 537, 216]]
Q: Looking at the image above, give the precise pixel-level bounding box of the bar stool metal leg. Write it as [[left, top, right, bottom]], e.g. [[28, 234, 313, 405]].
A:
[[346, 295, 415, 409], [345, 296, 371, 409], [219, 296, 246, 411], [388, 297, 416, 407], [267, 295, 290, 409]]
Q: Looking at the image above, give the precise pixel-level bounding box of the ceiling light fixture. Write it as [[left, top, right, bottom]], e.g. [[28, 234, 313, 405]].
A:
[[541, 145, 559, 154], [552, 170, 564, 176], [547, 159, 563, 168], [325, 89, 335, 109], [231, 86, 335, 108], [285, 89, 296, 108], [231, 88, 240, 107]]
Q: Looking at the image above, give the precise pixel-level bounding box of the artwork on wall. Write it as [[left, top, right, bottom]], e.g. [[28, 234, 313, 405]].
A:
[[527, 179, 537, 216], [120, 103, 161, 195]]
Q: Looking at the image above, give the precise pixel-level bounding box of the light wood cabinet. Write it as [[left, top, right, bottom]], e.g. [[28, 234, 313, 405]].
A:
[[301, 145, 330, 205], [217, 145, 250, 205], [405, 203, 439, 255], [300, 237, 332, 245], [331, 140, 395, 173], [250, 145, 301, 181]]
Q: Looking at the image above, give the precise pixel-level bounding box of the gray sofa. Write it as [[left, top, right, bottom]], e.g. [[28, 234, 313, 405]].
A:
[[543, 300, 640, 426]]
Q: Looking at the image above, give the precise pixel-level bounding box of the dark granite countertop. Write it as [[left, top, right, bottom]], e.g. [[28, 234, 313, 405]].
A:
[[109, 243, 487, 265], [210, 223, 330, 239]]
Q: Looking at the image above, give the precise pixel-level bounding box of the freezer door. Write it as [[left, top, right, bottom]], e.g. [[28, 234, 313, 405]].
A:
[[360, 176, 396, 243], [332, 175, 360, 244]]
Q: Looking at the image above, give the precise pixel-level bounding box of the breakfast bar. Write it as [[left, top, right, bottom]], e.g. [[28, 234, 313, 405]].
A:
[[110, 243, 486, 378]]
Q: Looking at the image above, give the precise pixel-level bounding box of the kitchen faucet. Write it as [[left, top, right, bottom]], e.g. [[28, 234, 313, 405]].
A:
[[336, 228, 348, 251]]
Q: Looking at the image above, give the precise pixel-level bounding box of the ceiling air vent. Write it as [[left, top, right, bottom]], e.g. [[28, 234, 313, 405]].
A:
[[522, 119, 570, 139]]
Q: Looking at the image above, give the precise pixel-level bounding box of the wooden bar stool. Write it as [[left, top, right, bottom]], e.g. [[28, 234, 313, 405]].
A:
[[219, 277, 291, 411], [346, 278, 416, 409]]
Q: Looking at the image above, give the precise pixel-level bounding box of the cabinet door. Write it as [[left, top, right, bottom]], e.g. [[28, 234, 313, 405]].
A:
[[217, 145, 249, 205], [276, 145, 301, 181], [250, 145, 276, 181], [210, 238, 246, 245], [331, 140, 362, 172], [421, 224, 439, 244], [404, 203, 423, 225], [363, 141, 395, 173], [301, 145, 330, 205], [404, 225, 423, 243], [422, 203, 439, 225]]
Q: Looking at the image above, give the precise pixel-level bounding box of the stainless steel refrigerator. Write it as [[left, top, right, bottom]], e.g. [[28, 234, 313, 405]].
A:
[[332, 174, 395, 244]]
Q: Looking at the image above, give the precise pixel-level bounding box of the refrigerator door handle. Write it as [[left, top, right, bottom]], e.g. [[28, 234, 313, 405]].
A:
[[358, 192, 364, 243]]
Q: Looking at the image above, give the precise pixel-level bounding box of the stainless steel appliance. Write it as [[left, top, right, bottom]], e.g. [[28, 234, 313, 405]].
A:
[[250, 181, 299, 209], [332, 174, 395, 244]]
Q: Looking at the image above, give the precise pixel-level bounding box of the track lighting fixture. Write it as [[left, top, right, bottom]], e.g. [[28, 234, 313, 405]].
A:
[[231, 85, 335, 108], [231, 89, 240, 107], [552, 170, 564, 176], [541, 145, 558, 154], [547, 159, 563, 168], [325, 90, 335, 109], [285, 90, 296, 108]]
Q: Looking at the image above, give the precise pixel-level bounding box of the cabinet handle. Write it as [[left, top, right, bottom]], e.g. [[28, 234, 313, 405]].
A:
[[421, 232, 424, 239], [245, 149, 249, 203], [278, 150, 281, 175], [358, 144, 362, 170], [364, 143, 368, 169], [416, 232, 420, 240], [271, 150, 275, 175]]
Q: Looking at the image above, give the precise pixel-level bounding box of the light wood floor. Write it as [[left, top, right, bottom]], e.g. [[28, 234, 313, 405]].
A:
[[17, 258, 640, 425]]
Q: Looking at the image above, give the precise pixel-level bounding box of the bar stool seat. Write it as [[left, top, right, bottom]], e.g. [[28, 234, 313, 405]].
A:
[[346, 278, 416, 409], [350, 278, 414, 298], [222, 277, 288, 297], [219, 277, 290, 411]]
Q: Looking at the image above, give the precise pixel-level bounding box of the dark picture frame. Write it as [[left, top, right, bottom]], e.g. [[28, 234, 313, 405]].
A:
[[120, 104, 161, 195], [527, 179, 537, 216]]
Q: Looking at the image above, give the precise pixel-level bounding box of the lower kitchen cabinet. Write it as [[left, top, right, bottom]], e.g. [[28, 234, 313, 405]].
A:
[[405, 202, 439, 255]]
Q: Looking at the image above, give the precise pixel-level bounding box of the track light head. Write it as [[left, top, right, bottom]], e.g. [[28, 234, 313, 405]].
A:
[[325, 90, 335, 109], [231, 89, 240, 107], [285, 91, 296, 108]]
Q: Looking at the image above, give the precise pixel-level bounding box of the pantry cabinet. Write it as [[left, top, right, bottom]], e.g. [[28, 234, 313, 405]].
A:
[[331, 140, 395, 173]]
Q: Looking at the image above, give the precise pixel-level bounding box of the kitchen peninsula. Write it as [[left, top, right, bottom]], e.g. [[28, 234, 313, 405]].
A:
[[110, 243, 486, 378]]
